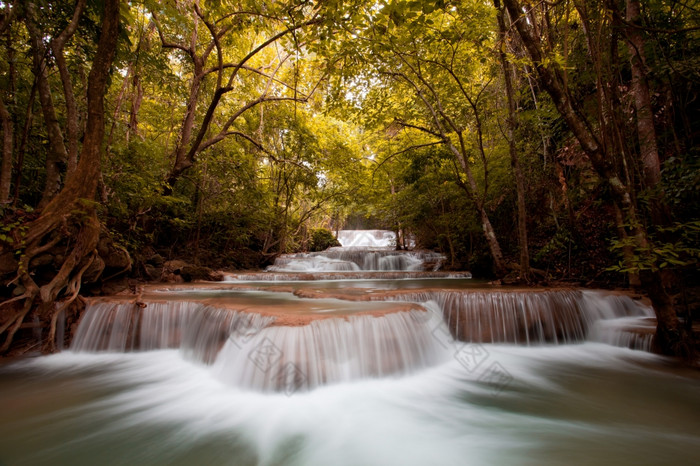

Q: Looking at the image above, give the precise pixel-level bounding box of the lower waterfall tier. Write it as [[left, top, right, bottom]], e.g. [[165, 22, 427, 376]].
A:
[[70, 287, 655, 392]]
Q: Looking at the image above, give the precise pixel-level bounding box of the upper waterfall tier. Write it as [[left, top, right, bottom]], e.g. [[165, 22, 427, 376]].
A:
[[266, 247, 445, 272], [337, 230, 398, 248], [264, 230, 442, 273]]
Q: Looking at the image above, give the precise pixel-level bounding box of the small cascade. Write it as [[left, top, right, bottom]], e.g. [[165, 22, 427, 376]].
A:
[[363, 289, 654, 346], [71, 301, 274, 364], [211, 308, 451, 392], [587, 317, 656, 351], [71, 296, 448, 392], [337, 229, 397, 247], [266, 248, 443, 272], [265, 229, 445, 273]]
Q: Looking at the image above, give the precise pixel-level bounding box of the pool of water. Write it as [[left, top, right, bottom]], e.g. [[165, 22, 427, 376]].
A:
[[1, 344, 698, 466]]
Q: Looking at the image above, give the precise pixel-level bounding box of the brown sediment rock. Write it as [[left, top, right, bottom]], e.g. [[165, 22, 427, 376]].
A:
[[86, 290, 428, 328]]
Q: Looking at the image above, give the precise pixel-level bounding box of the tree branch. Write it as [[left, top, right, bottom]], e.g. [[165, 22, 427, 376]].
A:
[[151, 11, 193, 56], [372, 141, 443, 175]]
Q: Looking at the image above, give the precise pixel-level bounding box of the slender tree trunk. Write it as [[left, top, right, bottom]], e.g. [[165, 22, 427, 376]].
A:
[[495, 0, 530, 280], [165, 71, 203, 194], [106, 67, 132, 153], [624, 0, 661, 187], [25, 11, 69, 208], [13, 79, 37, 204], [451, 143, 507, 276], [127, 74, 144, 143], [1, 27, 15, 204], [0, 98, 12, 203], [479, 205, 506, 276], [52, 51, 80, 179]]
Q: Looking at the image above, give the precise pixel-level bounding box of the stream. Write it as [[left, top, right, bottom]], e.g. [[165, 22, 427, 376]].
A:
[[1, 230, 699, 465]]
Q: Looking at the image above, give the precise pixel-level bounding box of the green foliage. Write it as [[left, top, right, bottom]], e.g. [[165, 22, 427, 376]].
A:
[[309, 228, 341, 252], [534, 227, 573, 265], [608, 221, 700, 274], [0, 0, 697, 282]]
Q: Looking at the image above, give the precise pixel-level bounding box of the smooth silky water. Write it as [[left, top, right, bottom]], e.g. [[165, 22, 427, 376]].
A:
[[1, 230, 699, 465]]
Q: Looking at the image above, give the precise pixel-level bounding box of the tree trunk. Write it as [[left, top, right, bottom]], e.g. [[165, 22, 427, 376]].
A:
[[48, 0, 86, 179], [479, 205, 507, 276], [495, 0, 530, 280], [454, 146, 508, 276], [0, 98, 12, 204], [502, 0, 690, 357], [164, 71, 203, 195], [127, 74, 144, 143], [25, 8, 70, 208], [13, 80, 37, 204], [624, 0, 661, 187], [1, 0, 121, 354]]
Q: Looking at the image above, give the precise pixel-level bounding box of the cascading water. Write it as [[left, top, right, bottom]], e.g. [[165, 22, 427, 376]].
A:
[[68, 286, 655, 394], [364, 288, 654, 348], [69, 290, 449, 392], [3, 229, 698, 465], [265, 229, 444, 273], [211, 308, 451, 392], [337, 229, 398, 247]]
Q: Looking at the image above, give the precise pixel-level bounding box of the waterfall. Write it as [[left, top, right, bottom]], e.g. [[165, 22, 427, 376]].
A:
[[361, 288, 654, 347], [337, 230, 398, 247], [266, 248, 445, 272], [224, 271, 472, 281], [72, 301, 274, 365], [265, 229, 445, 273], [211, 308, 451, 393], [70, 286, 656, 394], [71, 297, 448, 391]]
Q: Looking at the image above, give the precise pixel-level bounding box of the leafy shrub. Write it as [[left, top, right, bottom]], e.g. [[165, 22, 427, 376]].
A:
[[309, 228, 341, 252]]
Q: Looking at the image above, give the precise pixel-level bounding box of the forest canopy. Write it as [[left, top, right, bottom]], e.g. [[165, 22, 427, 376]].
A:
[[0, 0, 699, 356]]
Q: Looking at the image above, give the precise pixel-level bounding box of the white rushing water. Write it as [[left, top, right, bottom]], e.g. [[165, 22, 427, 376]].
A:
[[1, 344, 699, 466], [67, 288, 656, 395], [266, 229, 443, 272], [2, 231, 698, 464], [336, 230, 397, 247]]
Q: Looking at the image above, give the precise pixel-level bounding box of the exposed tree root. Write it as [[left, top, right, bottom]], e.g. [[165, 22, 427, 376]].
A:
[[0, 0, 120, 356]]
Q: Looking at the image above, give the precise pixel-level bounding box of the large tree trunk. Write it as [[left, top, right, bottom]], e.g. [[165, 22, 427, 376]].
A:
[[1, 0, 121, 354], [50, 0, 87, 179], [575, 0, 640, 286]]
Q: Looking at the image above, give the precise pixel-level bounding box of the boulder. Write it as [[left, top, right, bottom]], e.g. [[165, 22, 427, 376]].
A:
[[97, 236, 132, 271], [180, 265, 214, 282], [144, 264, 163, 281], [146, 253, 165, 268]]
